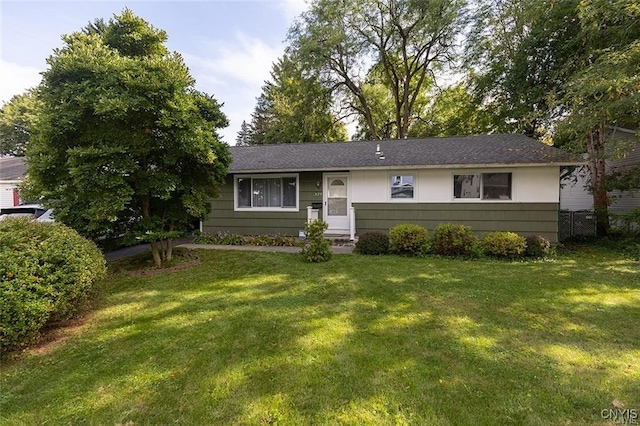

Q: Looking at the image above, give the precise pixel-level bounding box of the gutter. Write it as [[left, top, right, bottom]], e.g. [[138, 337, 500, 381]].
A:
[[229, 161, 588, 174]]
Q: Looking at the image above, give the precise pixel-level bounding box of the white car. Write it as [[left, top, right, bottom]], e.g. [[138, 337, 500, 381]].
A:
[[0, 204, 55, 222]]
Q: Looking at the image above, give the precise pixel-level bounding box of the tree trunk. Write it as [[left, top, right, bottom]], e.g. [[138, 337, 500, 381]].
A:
[[141, 195, 162, 267], [165, 222, 175, 262], [166, 239, 173, 262], [150, 240, 162, 268], [586, 127, 610, 236]]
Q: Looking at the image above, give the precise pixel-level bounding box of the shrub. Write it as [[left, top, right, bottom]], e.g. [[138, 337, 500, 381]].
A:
[[0, 218, 106, 354], [481, 231, 527, 259], [525, 235, 552, 258], [389, 224, 429, 256], [301, 220, 332, 263], [356, 232, 390, 255], [432, 223, 478, 257], [193, 231, 245, 245], [246, 234, 299, 247]]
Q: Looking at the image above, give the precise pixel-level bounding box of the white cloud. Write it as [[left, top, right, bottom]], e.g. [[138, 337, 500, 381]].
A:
[[277, 0, 309, 23], [183, 31, 287, 144], [186, 31, 284, 88], [0, 60, 42, 105]]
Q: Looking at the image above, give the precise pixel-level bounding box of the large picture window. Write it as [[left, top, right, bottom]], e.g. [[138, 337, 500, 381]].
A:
[[235, 175, 298, 210], [454, 173, 512, 200], [390, 175, 415, 199]]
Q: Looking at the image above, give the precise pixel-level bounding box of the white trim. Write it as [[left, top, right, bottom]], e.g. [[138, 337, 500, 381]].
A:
[[233, 173, 300, 212], [323, 173, 351, 232], [388, 171, 418, 202]]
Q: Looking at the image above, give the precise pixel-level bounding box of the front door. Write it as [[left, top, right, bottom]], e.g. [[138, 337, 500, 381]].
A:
[[324, 174, 350, 232]]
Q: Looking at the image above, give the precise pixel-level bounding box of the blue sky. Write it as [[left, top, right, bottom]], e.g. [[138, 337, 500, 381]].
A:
[[0, 0, 308, 144]]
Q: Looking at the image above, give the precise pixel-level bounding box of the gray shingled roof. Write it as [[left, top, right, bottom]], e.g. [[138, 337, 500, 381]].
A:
[[228, 134, 580, 173], [0, 157, 27, 180]]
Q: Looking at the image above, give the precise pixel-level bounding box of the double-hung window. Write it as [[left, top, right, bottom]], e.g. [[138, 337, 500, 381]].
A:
[[235, 174, 298, 210], [453, 173, 512, 200]]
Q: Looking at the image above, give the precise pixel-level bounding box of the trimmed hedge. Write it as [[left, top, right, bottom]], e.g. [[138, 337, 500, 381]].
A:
[[356, 232, 390, 255], [0, 218, 106, 354], [432, 223, 478, 257], [389, 224, 429, 256], [481, 231, 527, 259]]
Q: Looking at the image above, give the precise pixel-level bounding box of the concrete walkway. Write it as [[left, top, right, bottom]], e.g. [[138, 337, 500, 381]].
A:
[[177, 243, 355, 254]]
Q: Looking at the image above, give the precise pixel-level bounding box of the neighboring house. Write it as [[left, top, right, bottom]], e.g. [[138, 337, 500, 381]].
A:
[[203, 134, 580, 242], [0, 157, 27, 208], [560, 129, 640, 217]]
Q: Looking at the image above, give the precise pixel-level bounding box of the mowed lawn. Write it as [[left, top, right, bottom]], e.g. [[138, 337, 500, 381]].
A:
[[1, 246, 639, 425]]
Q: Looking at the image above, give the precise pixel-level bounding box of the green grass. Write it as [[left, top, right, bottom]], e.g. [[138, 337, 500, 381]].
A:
[[1, 246, 639, 425]]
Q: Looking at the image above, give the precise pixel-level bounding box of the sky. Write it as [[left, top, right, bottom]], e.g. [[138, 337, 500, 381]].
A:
[[0, 0, 308, 144]]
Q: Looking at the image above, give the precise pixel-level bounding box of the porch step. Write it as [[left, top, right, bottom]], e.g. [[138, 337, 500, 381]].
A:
[[324, 232, 358, 242]]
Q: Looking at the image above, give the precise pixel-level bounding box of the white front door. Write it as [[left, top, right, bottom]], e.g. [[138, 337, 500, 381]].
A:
[[324, 174, 350, 232]]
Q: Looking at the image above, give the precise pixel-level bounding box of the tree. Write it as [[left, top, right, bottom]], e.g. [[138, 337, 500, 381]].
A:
[[288, 0, 467, 139], [22, 9, 231, 267], [465, 0, 584, 137], [245, 54, 347, 144], [466, 0, 639, 235], [554, 40, 640, 234], [0, 90, 42, 156], [409, 84, 497, 137], [352, 60, 432, 140], [236, 120, 251, 146]]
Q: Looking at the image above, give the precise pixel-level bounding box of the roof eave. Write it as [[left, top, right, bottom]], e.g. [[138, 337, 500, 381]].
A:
[[229, 161, 586, 174]]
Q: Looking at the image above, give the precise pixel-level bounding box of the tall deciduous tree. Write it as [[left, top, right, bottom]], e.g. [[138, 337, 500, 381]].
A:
[[246, 54, 347, 144], [553, 2, 640, 233], [0, 90, 42, 156], [466, 0, 584, 137], [410, 84, 497, 137], [466, 0, 639, 234], [23, 9, 231, 266], [288, 0, 467, 139]]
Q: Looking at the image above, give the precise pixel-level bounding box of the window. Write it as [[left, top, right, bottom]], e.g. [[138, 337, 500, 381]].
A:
[[454, 173, 512, 200], [235, 175, 298, 210], [390, 175, 415, 199], [454, 174, 480, 199]]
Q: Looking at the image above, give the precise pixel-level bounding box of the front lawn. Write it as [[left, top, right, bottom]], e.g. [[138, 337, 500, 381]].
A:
[[1, 246, 638, 424]]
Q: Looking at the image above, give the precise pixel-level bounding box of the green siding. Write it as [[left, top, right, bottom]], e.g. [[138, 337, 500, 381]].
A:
[[203, 172, 323, 236], [354, 202, 559, 242], [204, 175, 559, 241]]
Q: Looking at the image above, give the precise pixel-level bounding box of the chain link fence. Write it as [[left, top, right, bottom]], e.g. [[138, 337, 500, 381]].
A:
[[559, 210, 597, 241]]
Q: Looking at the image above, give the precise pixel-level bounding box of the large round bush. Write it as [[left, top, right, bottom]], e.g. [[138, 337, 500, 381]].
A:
[[389, 224, 429, 256], [481, 231, 527, 259], [356, 232, 390, 255], [432, 223, 478, 257], [0, 218, 106, 354]]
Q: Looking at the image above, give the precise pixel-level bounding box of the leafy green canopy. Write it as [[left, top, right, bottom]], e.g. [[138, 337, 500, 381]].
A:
[[23, 9, 230, 263], [466, 0, 639, 235], [0, 90, 42, 156], [288, 0, 468, 140], [244, 54, 347, 145]]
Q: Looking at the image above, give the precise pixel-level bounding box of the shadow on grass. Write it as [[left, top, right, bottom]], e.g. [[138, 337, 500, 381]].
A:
[[1, 249, 638, 424]]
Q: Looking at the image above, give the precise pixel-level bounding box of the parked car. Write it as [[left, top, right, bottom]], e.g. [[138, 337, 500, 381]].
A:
[[0, 203, 55, 222]]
